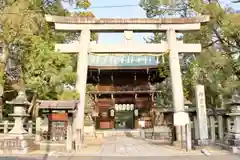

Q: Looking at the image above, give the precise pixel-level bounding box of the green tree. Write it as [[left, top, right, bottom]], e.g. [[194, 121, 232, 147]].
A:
[[140, 0, 240, 107], [0, 0, 95, 117]]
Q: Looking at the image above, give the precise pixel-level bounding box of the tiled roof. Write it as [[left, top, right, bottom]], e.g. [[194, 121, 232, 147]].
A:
[[37, 100, 79, 110]]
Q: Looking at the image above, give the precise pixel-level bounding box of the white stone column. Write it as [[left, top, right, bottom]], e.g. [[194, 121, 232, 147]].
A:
[[35, 117, 41, 142], [209, 116, 215, 142], [217, 115, 224, 140], [75, 28, 91, 150], [167, 29, 186, 141], [193, 116, 199, 140], [66, 117, 73, 151], [195, 84, 209, 145], [4, 120, 8, 133], [226, 117, 232, 132]]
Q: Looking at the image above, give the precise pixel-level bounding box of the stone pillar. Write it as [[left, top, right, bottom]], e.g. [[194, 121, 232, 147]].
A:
[[28, 120, 33, 135], [4, 120, 8, 133], [193, 116, 199, 140], [195, 84, 209, 145], [35, 117, 41, 142], [167, 29, 186, 141], [185, 123, 192, 151], [75, 28, 91, 150], [209, 116, 215, 142], [217, 116, 224, 141], [226, 117, 232, 132], [66, 117, 73, 151]]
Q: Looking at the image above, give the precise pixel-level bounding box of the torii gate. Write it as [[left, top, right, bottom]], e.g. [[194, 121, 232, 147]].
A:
[[45, 15, 209, 150]]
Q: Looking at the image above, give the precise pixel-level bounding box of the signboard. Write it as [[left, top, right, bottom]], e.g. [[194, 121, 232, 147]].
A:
[[48, 113, 68, 121], [88, 54, 159, 67], [174, 112, 189, 126]]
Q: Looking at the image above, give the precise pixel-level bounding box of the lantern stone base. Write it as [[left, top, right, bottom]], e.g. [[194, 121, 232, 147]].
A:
[[0, 134, 37, 154], [224, 133, 240, 153]]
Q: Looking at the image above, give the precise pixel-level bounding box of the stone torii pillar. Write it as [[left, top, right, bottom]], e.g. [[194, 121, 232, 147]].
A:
[[167, 29, 187, 142], [74, 28, 91, 150]]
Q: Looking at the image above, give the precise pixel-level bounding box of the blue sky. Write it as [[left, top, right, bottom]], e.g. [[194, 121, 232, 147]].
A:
[[63, 0, 149, 44], [62, 0, 240, 44]]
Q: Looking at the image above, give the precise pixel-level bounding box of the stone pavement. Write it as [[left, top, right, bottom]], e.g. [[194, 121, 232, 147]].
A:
[[73, 136, 232, 157], [1, 137, 240, 160]]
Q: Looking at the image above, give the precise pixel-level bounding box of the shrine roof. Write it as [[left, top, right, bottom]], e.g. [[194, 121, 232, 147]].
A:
[[45, 15, 209, 24], [88, 54, 159, 68], [37, 100, 79, 110]]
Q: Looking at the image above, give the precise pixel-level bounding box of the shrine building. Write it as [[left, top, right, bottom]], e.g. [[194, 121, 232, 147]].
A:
[[87, 54, 164, 129]]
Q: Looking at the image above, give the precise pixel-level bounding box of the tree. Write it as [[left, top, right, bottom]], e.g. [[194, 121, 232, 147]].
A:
[[140, 0, 240, 107], [0, 0, 95, 117]]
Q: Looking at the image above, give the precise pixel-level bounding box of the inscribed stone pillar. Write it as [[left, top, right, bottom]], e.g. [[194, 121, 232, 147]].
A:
[[167, 29, 186, 141], [195, 84, 209, 145], [75, 28, 91, 148]]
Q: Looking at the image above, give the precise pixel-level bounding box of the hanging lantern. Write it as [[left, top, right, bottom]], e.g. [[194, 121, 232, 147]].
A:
[[134, 108, 138, 116], [118, 104, 122, 111], [114, 104, 119, 111], [109, 108, 115, 117], [122, 104, 126, 111], [126, 104, 130, 111], [130, 104, 134, 111]]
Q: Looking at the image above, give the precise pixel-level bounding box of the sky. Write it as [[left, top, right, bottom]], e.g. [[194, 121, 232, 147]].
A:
[[62, 0, 240, 44], [63, 0, 149, 44]]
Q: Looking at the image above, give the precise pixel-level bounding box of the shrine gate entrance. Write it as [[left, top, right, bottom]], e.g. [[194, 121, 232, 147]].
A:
[[45, 15, 209, 150]]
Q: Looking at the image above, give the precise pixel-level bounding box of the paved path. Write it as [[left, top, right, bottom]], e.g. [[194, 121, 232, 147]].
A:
[[1, 137, 239, 160], [76, 137, 232, 157]]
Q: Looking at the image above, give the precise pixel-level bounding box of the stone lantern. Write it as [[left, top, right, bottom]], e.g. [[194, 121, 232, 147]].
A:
[[226, 92, 240, 153], [7, 91, 30, 134], [1, 91, 35, 154]]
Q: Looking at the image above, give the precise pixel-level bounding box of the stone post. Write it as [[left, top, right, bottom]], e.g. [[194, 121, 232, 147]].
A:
[[167, 29, 187, 142], [185, 123, 192, 151], [28, 120, 33, 135], [193, 116, 199, 140], [4, 120, 8, 133], [195, 84, 209, 145], [75, 28, 91, 150], [226, 117, 232, 132], [217, 116, 224, 141], [66, 117, 73, 151], [209, 116, 215, 142], [35, 117, 41, 142]]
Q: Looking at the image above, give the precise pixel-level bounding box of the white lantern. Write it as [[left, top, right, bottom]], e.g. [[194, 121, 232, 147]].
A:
[[122, 104, 126, 111], [126, 104, 130, 111], [110, 109, 115, 117], [130, 104, 134, 111], [134, 108, 138, 116], [118, 104, 122, 111], [115, 104, 119, 111]]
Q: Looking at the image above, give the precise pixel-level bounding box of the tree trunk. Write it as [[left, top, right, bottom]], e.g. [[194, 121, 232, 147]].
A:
[[0, 96, 3, 120]]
